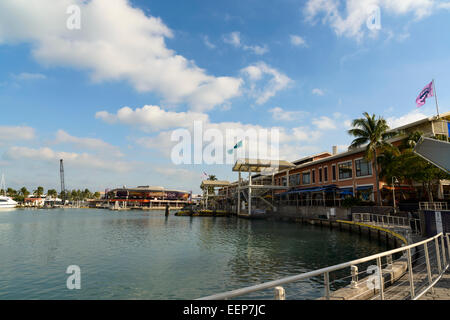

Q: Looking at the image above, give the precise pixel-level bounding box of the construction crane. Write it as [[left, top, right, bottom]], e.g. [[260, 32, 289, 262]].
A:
[[60, 159, 66, 204]]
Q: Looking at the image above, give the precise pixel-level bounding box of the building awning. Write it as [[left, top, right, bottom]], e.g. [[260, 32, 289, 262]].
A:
[[339, 187, 353, 195], [356, 186, 373, 191], [232, 158, 295, 173]]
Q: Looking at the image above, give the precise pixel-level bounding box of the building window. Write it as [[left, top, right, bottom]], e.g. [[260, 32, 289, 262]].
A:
[[312, 169, 315, 184], [319, 168, 322, 183], [338, 161, 353, 180], [332, 165, 336, 181], [289, 174, 300, 186], [302, 172, 311, 185], [324, 166, 328, 182], [355, 159, 372, 177], [282, 177, 287, 186]]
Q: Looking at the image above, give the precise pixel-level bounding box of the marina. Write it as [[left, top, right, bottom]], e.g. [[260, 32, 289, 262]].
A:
[[0, 208, 388, 300]]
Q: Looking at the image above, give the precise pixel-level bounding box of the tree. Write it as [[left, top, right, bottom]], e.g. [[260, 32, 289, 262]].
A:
[[348, 112, 397, 206], [378, 131, 450, 202], [6, 188, 17, 197], [93, 192, 101, 199], [47, 189, 58, 198], [20, 187, 30, 199], [34, 186, 44, 197]]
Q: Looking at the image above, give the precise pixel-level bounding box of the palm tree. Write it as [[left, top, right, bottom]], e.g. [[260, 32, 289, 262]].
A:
[[34, 186, 44, 197], [20, 187, 30, 199], [348, 112, 397, 206]]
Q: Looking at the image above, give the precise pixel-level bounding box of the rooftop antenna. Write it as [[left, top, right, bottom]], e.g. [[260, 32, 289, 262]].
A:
[[60, 159, 66, 203]]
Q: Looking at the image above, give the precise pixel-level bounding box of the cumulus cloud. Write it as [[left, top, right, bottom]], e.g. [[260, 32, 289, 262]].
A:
[[312, 88, 325, 96], [0, 0, 242, 112], [96, 105, 209, 132], [223, 31, 269, 55], [241, 62, 292, 105], [3, 146, 130, 173], [12, 72, 46, 81], [54, 130, 124, 157], [269, 107, 309, 121], [386, 109, 432, 129], [303, 0, 439, 40], [290, 35, 308, 47], [0, 126, 35, 141]]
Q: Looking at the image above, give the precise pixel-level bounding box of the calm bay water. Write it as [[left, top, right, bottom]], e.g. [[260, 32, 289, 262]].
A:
[[0, 208, 387, 300]]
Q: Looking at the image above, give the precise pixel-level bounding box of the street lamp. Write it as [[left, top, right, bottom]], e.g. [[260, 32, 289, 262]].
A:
[[392, 176, 399, 213]]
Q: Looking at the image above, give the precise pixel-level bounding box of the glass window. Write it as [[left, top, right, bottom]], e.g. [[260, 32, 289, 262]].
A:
[[319, 168, 322, 182], [332, 165, 336, 181], [282, 177, 287, 186], [289, 174, 300, 186], [338, 161, 353, 180], [312, 170, 315, 184], [355, 159, 372, 177], [302, 172, 311, 185], [324, 167, 328, 181]]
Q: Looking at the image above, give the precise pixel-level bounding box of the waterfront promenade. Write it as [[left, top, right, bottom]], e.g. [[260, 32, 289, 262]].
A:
[[420, 272, 450, 300]]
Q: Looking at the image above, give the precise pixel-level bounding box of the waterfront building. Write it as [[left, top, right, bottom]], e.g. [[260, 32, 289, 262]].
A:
[[219, 112, 450, 213], [93, 185, 191, 209]]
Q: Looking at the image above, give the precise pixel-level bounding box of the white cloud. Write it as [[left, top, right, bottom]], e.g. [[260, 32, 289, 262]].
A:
[[304, 0, 437, 40], [0, 126, 35, 141], [96, 105, 209, 132], [54, 130, 123, 157], [203, 35, 216, 49], [0, 0, 242, 112], [223, 31, 269, 55], [386, 109, 432, 129], [223, 31, 241, 47], [269, 107, 309, 121], [290, 35, 308, 47], [312, 116, 338, 130], [3, 146, 131, 173], [312, 88, 325, 96], [12, 72, 46, 81], [241, 62, 292, 105]]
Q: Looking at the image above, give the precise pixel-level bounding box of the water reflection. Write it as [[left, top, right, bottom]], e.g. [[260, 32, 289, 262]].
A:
[[0, 209, 387, 299]]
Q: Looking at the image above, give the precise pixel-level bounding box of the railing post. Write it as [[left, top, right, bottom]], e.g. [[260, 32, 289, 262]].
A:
[[435, 237, 442, 274], [407, 248, 415, 299], [324, 272, 330, 300], [377, 257, 384, 300], [424, 243, 434, 294], [447, 234, 450, 262], [274, 286, 285, 300], [441, 235, 447, 268], [350, 265, 358, 288]]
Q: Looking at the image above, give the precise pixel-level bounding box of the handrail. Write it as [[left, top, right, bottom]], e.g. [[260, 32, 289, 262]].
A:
[[198, 232, 447, 300]]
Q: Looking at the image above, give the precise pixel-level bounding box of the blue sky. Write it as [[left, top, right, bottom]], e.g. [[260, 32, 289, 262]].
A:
[[0, 0, 449, 194]]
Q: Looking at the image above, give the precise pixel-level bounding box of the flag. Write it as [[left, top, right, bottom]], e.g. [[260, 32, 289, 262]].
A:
[[416, 81, 434, 108], [227, 140, 243, 155]]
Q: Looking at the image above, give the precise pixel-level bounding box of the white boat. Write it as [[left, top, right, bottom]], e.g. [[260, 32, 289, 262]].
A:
[[0, 195, 17, 208], [0, 174, 17, 208]]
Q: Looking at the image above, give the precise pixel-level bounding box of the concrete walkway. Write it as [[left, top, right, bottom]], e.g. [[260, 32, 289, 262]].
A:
[[420, 271, 450, 300]]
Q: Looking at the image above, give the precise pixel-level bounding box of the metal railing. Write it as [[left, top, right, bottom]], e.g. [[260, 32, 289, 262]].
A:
[[352, 213, 422, 235], [419, 202, 448, 211], [198, 233, 449, 300]]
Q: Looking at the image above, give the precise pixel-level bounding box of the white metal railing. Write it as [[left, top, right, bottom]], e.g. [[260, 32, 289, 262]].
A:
[[198, 233, 449, 300], [419, 202, 448, 211], [352, 213, 422, 235]]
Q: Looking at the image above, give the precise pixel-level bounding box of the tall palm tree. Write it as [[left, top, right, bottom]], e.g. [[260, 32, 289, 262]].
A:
[[348, 112, 397, 206]]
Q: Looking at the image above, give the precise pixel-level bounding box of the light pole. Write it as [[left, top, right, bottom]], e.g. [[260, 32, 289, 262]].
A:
[[392, 176, 399, 213]]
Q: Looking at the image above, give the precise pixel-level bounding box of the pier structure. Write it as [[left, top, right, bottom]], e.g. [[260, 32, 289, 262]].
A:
[[232, 159, 295, 217], [200, 180, 230, 210]]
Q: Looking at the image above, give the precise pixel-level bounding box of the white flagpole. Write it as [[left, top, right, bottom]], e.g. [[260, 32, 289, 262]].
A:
[[432, 79, 440, 118]]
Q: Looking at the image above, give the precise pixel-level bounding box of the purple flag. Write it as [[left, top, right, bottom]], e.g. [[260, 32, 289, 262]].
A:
[[416, 81, 433, 108]]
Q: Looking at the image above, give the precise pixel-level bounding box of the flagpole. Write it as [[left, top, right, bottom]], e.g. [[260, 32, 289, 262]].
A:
[[432, 79, 440, 118]]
